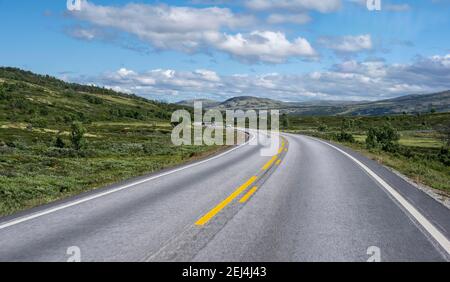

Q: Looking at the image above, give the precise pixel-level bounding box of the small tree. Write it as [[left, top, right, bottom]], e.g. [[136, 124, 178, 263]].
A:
[[71, 122, 86, 150], [54, 136, 65, 148], [366, 127, 378, 149], [318, 124, 328, 132], [281, 113, 290, 129], [366, 123, 400, 152], [335, 119, 354, 143], [335, 131, 355, 143]]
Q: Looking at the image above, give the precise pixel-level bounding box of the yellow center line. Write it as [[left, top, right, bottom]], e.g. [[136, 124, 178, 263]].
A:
[[278, 146, 284, 154], [239, 186, 258, 203], [276, 159, 281, 165], [195, 176, 257, 226], [262, 155, 278, 170]]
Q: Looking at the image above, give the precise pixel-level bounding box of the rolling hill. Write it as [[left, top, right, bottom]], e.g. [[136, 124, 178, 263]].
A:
[[0, 67, 186, 126], [179, 91, 450, 116], [176, 98, 221, 109]]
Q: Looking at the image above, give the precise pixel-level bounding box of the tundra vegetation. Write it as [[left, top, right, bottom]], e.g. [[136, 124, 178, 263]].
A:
[[286, 113, 450, 194]]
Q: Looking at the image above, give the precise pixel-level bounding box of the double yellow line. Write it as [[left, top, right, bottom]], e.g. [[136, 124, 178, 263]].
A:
[[195, 138, 287, 226], [262, 155, 278, 170], [261, 139, 285, 171], [239, 186, 258, 203], [195, 176, 257, 226]]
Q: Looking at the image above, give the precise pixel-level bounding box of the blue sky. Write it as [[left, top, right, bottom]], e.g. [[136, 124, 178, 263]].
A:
[[0, 0, 449, 102]]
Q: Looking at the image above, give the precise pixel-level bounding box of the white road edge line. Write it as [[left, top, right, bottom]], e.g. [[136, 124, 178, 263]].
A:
[[312, 137, 450, 256], [0, 130, 257, 230]]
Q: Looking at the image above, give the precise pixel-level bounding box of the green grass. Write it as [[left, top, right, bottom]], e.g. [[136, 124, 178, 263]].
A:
[[0, 124, 227, 216], [339, 142, 449, 193], [353, 133, 443, 149], [286, 113, 450, 194]]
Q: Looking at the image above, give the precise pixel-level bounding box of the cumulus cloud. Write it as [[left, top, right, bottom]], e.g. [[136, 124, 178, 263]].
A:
[[69, 2, 252, 51], [319, 34, 373, 53], [213, 31, 317, 63], [72, 54, 450, 102], [245, 0, 342, 13], [66, 1, 316, 63]]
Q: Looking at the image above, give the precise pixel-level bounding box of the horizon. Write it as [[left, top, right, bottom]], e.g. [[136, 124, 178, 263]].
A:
[[1, 1, 449, 102], [3, 65, 449, 105]]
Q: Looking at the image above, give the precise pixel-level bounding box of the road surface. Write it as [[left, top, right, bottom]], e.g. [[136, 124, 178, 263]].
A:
[[0, 132, 449, 262]]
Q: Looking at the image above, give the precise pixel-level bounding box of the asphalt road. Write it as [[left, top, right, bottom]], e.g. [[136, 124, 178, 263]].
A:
[[0, 132, 449, 262]]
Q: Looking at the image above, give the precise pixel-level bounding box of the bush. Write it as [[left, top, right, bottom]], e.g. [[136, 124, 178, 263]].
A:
[[341, 119, 354, 131], [382, 141, 400, 153], [281, 113, 290, 129], [438, 147, 450, 166], [39, 108, 49, 116], [366, 124, 400, 152], [64, 115, 74, 124], [334, 120, 355, 143], [54, 136, 65, 148], [335, 131, 355, 143], [83, 94, 103, 105], [318, 124, 328, 132], [71, 122, 86, 150], [30, 117, 47, 128]]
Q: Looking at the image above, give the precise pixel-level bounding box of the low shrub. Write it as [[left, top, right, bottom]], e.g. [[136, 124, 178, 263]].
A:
[[366, 123, 400, 152]]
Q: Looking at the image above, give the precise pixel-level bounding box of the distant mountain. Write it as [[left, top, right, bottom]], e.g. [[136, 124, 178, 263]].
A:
[[288, 100, 369, 107], [335, 91, 450, 116], [176, 99, 221, 108], [184, 91, 450, 116], [214, 96, 285, 110]]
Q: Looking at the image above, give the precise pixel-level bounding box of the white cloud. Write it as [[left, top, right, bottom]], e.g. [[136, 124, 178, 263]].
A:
[[267, 13, 311, 25], [68, 28, 96, 40], [245, 0, 342, 13], [194, 69, 222, 82], [75, 2, 251, 33], [385, 4, 411, 12], [70, 2, 253, 52], [67, 1, 316, 63], [212, 31, 317, 63], [74, 54, 450, 102], [319, 34, 373, 53]]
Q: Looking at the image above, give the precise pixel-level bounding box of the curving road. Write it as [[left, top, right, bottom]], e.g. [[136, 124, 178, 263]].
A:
[[0, 132, 449, 262]]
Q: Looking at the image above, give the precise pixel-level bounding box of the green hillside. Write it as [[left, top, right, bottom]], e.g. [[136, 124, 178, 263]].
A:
[[0, 68, 223, 216], [0, 67, 186, 126]]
